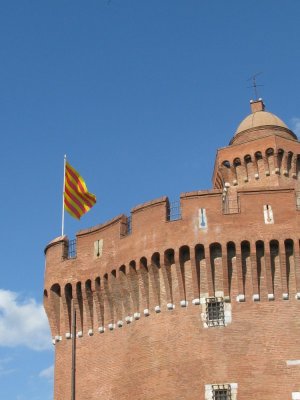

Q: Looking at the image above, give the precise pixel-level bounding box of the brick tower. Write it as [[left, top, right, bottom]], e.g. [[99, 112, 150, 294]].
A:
[[44, 98, 300, 400]]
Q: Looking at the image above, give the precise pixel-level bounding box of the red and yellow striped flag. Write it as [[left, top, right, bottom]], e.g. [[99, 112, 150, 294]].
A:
[[64, 162, 96, 219]]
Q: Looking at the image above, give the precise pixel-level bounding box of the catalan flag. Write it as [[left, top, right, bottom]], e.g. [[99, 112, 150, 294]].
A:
[[64, 161, 96, 219]]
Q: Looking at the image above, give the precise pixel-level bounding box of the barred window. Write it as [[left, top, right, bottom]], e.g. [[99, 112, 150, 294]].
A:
[[167, 200, 182, 221], [67, 238, 77, 259], [206, 297, 225, 327], [212, 384, 231, 400]]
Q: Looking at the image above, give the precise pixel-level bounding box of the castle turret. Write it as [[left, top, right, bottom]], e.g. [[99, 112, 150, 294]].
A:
[[213, 98, 299, 190]]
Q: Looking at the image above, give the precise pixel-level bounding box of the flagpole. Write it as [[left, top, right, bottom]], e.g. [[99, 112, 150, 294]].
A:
[[62, 154, 67, 236], [71, 298, 76, 400]]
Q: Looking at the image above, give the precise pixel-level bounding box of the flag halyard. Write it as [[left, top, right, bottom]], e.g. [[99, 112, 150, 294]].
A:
[[64, 161, 96, 219]]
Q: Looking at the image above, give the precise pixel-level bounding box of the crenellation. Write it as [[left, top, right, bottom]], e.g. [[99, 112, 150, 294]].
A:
[[131, 196, 168, 213], [77, 214, 126, 237]]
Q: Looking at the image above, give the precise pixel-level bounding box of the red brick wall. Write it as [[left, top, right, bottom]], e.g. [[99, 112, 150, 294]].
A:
[[53, 301, 300, 399], [44, 184, 300, 399]]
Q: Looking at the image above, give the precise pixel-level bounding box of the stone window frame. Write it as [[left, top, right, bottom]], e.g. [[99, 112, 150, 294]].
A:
[[206, 297, 225, 327], [205, 383, 238, 400], [212, 384, 231, 399], [200, 292, 232, 328]]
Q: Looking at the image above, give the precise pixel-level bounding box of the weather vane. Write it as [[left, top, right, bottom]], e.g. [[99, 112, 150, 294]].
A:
[[247, 72, 263, 99]]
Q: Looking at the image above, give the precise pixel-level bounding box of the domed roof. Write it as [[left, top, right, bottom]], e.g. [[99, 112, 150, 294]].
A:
[[235, 110, 288, 134], [230, 99, 297, 145]]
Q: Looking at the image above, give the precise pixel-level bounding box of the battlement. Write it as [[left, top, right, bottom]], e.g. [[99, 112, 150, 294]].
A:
[[44, 186, 300, 266], [44, 185, 300, 343]]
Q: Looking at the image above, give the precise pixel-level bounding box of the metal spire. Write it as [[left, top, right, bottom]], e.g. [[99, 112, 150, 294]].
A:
[[247, 72, 263, 100]]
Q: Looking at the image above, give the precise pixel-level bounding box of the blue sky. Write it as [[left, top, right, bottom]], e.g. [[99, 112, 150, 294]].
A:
[[1, 1, 300, 398]]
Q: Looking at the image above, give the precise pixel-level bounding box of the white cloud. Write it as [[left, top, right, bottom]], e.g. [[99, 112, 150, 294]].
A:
[[39, 365, 54, 380], [291, 117, 300, 137], [0, 289, 51, 351]]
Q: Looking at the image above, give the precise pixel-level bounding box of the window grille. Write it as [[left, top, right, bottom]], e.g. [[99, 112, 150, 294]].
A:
[[68, 239, 77, 259], [206, 297, 225, 327], [212, 385, 231, 400], [296, 191, 300, 210], [121, 216, 132, 237], [222, 196, 240, 214], [127, 216, 132, 235], [167, 201, 182, 221]]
